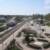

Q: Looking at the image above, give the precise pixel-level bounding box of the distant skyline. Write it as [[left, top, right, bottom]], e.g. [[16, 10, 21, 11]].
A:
[[0, 0, 50, 15]]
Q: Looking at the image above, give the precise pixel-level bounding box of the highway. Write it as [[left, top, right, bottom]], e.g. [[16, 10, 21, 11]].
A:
[[0, 18, 42, 50], [15, 20, 50, 50], [0, 18, 31, 50], [0, 19, 50, 50], [0, 21, 26, 43]]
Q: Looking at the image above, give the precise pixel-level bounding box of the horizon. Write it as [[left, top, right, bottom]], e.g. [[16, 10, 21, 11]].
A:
[[0, 0, 50, 15]]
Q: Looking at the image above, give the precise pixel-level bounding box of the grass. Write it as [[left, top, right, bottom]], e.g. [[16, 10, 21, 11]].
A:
[[0, 23, 3, 26], [47, 23, 50, 26], [7, 46, 21, 50], [10, 47, 20, 50], [0, 25, 8, 32]]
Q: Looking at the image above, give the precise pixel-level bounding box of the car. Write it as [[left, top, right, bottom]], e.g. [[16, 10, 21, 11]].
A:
[[7, 22, 16, 27]]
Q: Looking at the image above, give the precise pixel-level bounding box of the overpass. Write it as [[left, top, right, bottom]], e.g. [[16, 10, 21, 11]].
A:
[[0, 19, 50, 50], [0, 20, 30, 50]]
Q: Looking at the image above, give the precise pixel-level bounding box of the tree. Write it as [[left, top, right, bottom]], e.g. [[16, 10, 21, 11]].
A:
[[32, 14, 43, 19], [45, 13, 50, 20], [15, 16, 23, 23]]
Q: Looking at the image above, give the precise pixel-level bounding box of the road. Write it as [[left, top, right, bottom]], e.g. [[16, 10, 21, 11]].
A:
[[0, 19, 50, 50], [0, 21, 26, 43], [15, 20, 50, 50], [0, 19, 30, 50]]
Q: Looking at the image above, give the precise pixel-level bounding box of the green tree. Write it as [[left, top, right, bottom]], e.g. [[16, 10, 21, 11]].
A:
[[45, 13, 50, 20]]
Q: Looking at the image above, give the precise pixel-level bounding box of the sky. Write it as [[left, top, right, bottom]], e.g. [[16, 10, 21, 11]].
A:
[[0, 0, 50, 15]]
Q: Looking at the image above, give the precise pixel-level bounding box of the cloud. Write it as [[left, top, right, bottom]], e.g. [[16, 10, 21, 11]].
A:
[[44, 0, 50, 4], [44, 0, 50, 13]]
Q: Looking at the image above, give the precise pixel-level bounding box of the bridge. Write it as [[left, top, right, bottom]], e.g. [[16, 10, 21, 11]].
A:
[[0, 20, 30, 50], [0, 19, 50, 50]]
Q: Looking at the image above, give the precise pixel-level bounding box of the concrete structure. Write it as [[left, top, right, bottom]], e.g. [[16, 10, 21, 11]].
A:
[[0, 19, 50, 50], [0, 20, 30, 50]]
